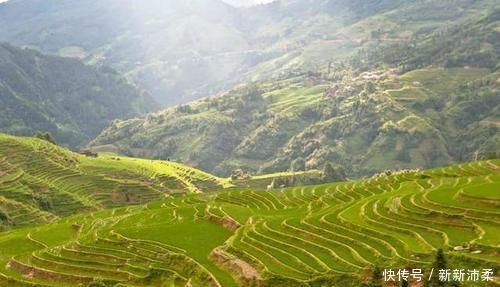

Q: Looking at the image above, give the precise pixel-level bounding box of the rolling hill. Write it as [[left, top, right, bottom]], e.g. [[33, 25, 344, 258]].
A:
[[0, 133, 227, 230], [0, 43, 155, 147], [90, 66, 499, 178], [0, 158, 497, 286], [90, 4, 500, 177]]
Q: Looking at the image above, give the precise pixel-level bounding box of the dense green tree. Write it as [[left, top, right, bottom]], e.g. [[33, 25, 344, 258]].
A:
[[362, 266, 383, 287], [425, 249, 447, 287], [34, 131, 57, 145], [33, 194, 53, 211], [291, 157, 306, 172], [396, 149, 411, 163], [323, 162, 336, 180], [0, 209, 9, 222], [231, 169, 250, 180], [371, 266, 383, 287], [323, 163, 346, 182], [364, 81, 377, 94]]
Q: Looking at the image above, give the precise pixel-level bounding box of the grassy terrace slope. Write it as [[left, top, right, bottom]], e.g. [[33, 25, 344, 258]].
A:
[[0, 160, 498, 286], [0, 133, 226, 229]]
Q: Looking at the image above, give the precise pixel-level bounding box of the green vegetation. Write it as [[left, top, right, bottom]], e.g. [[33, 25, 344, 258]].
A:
[[0, 133, 226, 229], [91, 65, 499, 178], [0, 156, 497, 286], [426, 249, 448, 287], [0, 44, 154, 147], [1, 0, 497, 178], [0, 1, 498, 286], [85, 1, 499, 178], [33, 132, 57, 146]]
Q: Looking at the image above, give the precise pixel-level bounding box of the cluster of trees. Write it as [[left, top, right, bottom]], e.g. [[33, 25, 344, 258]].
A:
[[231, 169, 252, 180], [33, 193, 53, 211], [0, 209, 11, 228], [290, 158, 346, 182], [34, 131, 57, 145], [322, 162, 346, 182]]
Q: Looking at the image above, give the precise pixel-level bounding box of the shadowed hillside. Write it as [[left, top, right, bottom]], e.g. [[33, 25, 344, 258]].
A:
[[0, 44, 155, 147]]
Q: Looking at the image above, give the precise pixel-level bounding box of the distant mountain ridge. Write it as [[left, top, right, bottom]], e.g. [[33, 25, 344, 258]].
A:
[[2, 0, 494, 106], [0, 43, 155, 147], [0, 0, 253, 105]]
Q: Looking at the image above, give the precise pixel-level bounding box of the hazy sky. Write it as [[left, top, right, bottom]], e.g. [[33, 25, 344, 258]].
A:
[[220, 0, 277, 7], [0, 0, 276, 3]]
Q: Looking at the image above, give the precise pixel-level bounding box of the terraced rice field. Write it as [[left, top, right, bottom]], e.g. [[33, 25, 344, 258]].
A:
[[0, 159, 498, 286], [0, 133, 227, 228]]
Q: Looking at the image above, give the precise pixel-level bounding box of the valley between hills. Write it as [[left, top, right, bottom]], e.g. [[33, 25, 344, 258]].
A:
[[0, 0, 498, 286]]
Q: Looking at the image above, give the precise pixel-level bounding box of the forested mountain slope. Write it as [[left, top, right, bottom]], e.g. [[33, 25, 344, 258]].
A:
[[0, 0, 253, 105], [0, 44, 154, 146], [90, 5, 499, 177], [0, 0, 496, 105], [91, 67, 499, 177]]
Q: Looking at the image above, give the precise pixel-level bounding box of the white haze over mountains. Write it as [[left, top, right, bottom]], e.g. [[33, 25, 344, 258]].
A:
[[222, 0, 275, 7], [0, 0, 274, 5]]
